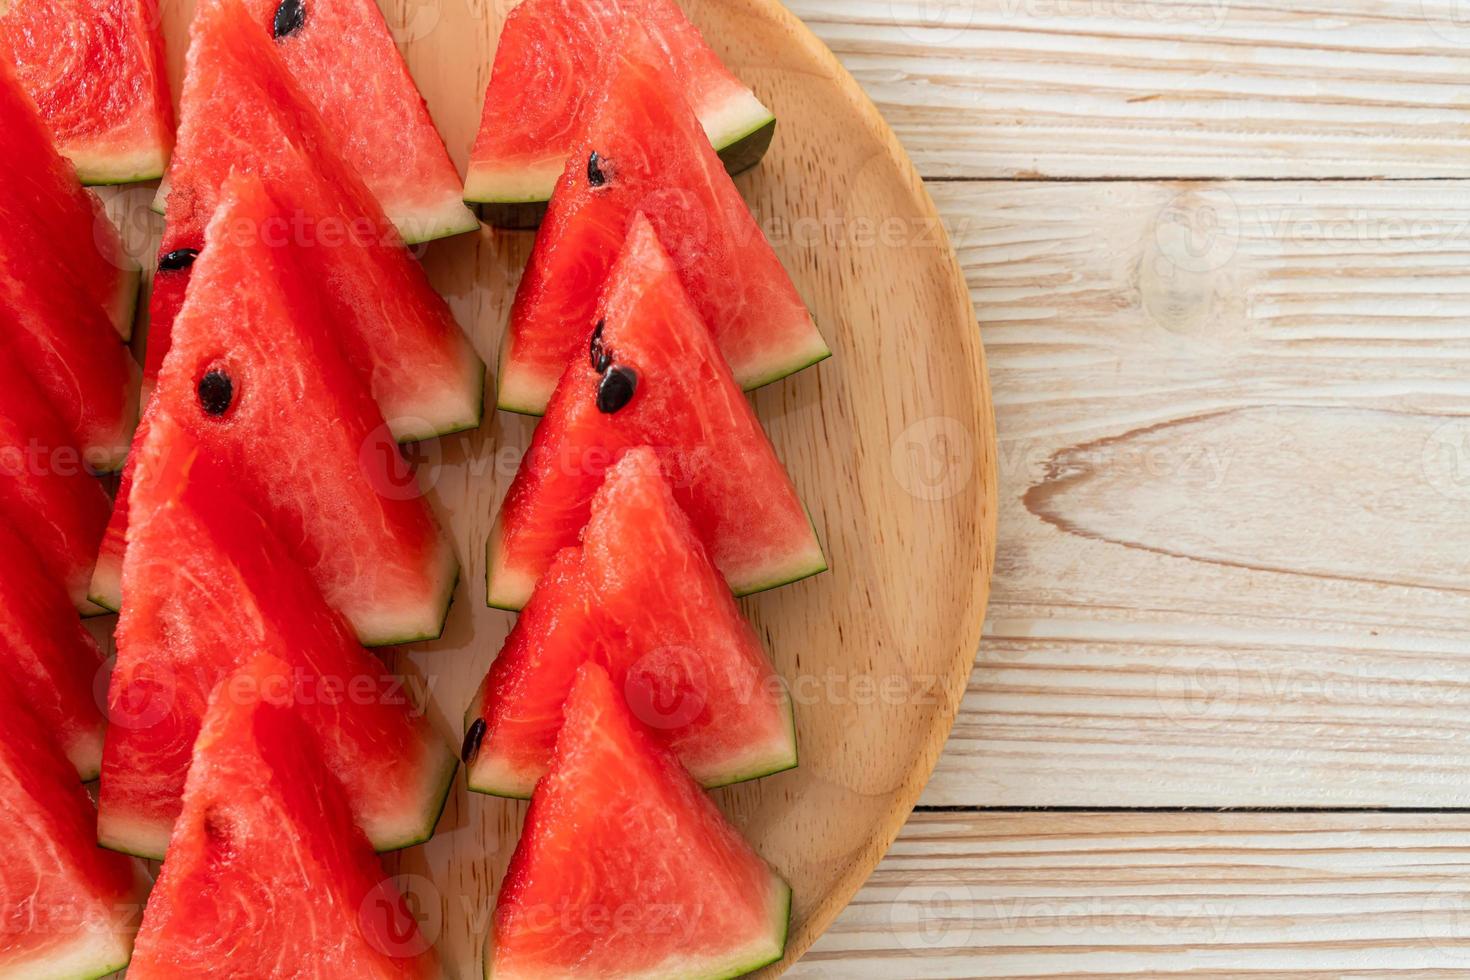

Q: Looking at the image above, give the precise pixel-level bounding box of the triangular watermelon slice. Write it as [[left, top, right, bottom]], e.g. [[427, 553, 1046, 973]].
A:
[[465, 0, 775, 229], [0, 0, 173, 184], [0, 517, 108, 779], [488, 214, 825, 610], [497, 19, 826, 415], [0, 673, 146, 979], [155, 0, 476, 243], [467, 448, 795, 797], [98, 418, 457, 860], [141, 0, 483, 424], [0, 349, 112, 614], [128, 655, 441, 979], [0, 60, 140, 335], [96, 172, 459, 644], [486, 662, 791, 979]]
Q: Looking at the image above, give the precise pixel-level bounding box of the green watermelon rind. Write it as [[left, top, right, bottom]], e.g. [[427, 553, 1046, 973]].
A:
[[481, 875, 791, 980], [486, 509, 828, 612], [463, 692, 798, 800], [149, 174, 482, 245], [359, 556, 461, 649], [465, 103, 778, 228], [98, 733, 460, 862], [72, 147, 171, 187], [108, 266, 142, 342], [495, 317, 831, 419]]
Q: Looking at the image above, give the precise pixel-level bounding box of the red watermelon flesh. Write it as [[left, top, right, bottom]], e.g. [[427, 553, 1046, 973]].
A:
[[106, 172, 460, 644], [0, 59, 140, 336], [486, 662, 790, 980], [468, 448, 795, 797], [0, 210, 140, 472], [0, 349, 113, 613], [98, 420, 457, 860], [497, 19, 826, 415], [0, 0, 172, 184], [235, 0, 478, 243], [0, 517, 108, 779], [465, 0, 774, 223], [128, 655, 441, 980], [0, 673, 145, 979], [142, 0, 482, 434], [488, 214, 825, 610]]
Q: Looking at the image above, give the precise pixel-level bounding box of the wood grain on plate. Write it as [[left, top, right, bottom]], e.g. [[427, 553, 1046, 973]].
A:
[[109, 0, 997, 975]]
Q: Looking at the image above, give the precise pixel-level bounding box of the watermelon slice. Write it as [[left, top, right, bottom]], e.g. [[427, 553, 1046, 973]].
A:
[[128, 655, 441, 979], [497, 19, 825, 415], [486, 662, 791, 980], [0, 0, 173, 184], [0, 349, 113, 613], [0, 518, 108, 779], [467, 448, 795, 797], [465, 0, 775, 229], [141, 0, 483, 430], [0, 57, 139, 337], [488, 215, 825, 610], [154, 0, 476, 243], [98, 419, 457, 860], [96, 172, 459, 643], [0, 673, 145, 979]]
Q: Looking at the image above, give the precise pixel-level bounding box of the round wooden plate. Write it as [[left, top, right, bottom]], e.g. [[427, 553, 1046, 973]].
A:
[[123, 0, 997, 973]]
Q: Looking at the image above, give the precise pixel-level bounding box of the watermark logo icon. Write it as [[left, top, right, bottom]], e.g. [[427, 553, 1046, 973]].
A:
[[891, 416, 977, 501]]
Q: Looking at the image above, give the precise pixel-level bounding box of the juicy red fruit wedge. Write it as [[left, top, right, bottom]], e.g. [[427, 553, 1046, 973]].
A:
[[497, 18, 827, 415], [488, 214, 825, 611], [486, 662, 790, 980], [468, 448, 796, 798], [128, 654, 441, 979]]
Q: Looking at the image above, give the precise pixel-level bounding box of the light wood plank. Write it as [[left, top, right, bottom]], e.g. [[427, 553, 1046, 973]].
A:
[[795, 811, 1470, 977], [789, 0, 1470, 179], [921, 179, 1470, 807]]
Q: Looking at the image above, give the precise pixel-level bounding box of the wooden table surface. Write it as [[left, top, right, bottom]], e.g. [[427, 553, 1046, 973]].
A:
[[788, 0, 1470, 974]]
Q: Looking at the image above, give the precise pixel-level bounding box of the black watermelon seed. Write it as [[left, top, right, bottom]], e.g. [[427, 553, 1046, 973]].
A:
[[272, 0, 305, 38], [588, 319, 611, 372], [462, 718, 487, 763], [587, 151, 608, 188], [158, 248, 199, 272], [197, 370, 234, 416], [596, 365, 637, 414]]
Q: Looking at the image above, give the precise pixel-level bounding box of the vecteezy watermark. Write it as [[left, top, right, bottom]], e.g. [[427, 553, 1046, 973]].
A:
[[1000, 0, 1231, 30], [1155, 651, 1242, 729], [1141, 187, 1241, 332], [889, 880, 979, 951], [1423, 0, 1470, 46], [891, 416, 979, 502], [1423, 419, 1470, 501], [96, 657, 441, 732], [359, 874, 443, 960], [990, 895, 1236, 940]]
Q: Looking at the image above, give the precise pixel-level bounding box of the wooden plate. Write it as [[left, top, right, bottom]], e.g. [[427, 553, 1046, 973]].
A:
[[118, 0, 997, 973]]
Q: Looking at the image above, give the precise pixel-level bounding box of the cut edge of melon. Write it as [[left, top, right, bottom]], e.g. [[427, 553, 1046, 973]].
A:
[[482, 872, 791, 980], [464, 752, 536, 801], [109, 265, 142, 342], [70, 144, 171, 187], [698, 692, 799, 790], [391, 195, 483, 246], [87, 554, 122, 614], [4, 919, 138, 980], [496, 320, 830, 420], [97, 808, 171, 862], [387, 343, 488, 443], [356, 543, 461, 648], [100, 733, 459, 861], [730, 517, 828, 598], [484, 517, 534, 612], [365, 739, 461, 853], [734, 322, 833, 393], [464, 95, 777, 221]]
